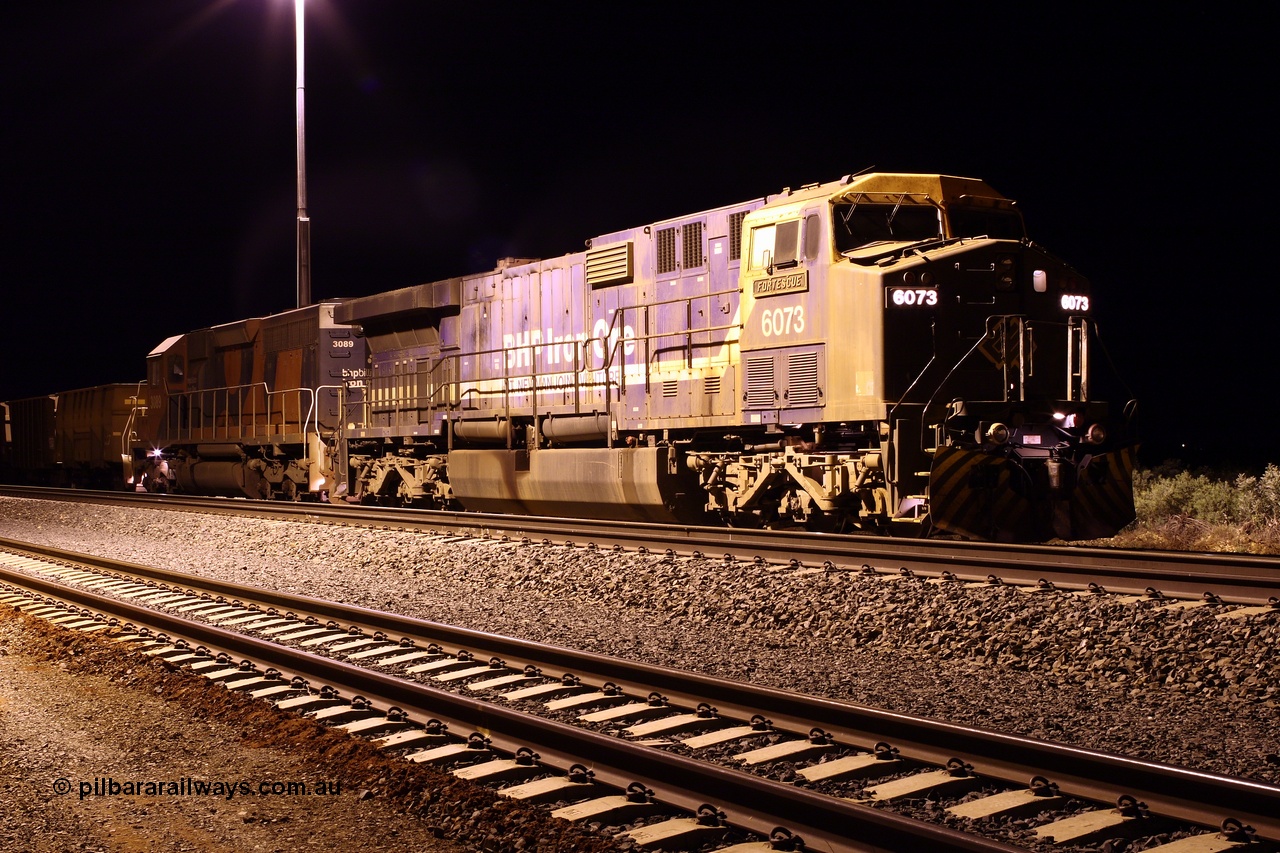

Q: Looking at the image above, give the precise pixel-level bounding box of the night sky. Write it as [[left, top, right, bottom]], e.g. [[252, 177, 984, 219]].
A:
[[3, 4, 1270, 468]]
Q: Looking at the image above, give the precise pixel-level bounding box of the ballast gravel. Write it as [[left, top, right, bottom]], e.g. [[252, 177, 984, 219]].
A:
[[1, 496, 1278, 832], [0, 610, 622, 853]]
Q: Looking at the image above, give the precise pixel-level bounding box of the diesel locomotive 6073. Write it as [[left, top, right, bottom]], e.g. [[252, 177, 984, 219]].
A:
[[4, 172, 1137, 541]]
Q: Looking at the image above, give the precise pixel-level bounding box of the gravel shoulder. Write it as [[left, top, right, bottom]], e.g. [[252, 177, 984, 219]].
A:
[[1, 495, 1277, 845], [0, 609, 625, 853]]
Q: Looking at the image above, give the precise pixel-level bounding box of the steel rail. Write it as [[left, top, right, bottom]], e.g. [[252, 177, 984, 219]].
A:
[[4, 537, 1278, 841], [0, 560, 1021, 853], [4, 485, 1280, 604]]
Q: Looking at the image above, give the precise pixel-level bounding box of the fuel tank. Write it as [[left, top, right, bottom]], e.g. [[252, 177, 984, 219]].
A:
[[447, 446, 700, 522], [172, 457, 263, 498]]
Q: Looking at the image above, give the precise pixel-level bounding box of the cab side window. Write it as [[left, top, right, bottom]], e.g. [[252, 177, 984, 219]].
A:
[[749, 219, 801, 270], [749, 224, 775, 269], [773, 220, 799, 267], [803, 213, 821, 260]]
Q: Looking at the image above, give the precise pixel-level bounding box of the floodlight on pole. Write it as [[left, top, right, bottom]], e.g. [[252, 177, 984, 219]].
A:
[[295, 0, 311, 307]]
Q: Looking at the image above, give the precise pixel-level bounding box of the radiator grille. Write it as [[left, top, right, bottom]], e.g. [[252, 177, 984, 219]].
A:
[[264, 320, 312, 353], [745, 356, 776, 408], [682, 221, 704, 269], [656, 228, 677, 275], [704, 375, 721, 395], [788, 351, 820, 407], [662, 380, 679, 398], [728, 211, 746, 261]]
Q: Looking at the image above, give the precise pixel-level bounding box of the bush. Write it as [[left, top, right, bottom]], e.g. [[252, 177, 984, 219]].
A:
[[1134, 468, 1235, 523], [1120, 462, 1280, 553], [1233, 464, 1280, 528]]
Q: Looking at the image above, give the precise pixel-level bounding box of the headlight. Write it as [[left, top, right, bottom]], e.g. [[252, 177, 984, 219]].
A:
[[1086, 423, 1107, 445], [985, 423, 1010, 445]]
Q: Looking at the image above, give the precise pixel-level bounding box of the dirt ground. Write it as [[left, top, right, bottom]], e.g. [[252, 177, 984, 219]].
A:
[[0, 606, 623, 853]]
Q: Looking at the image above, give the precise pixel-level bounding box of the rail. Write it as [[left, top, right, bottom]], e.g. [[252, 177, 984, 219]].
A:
[[0, 545, 1025, 853], [5, 487, 1280, 606], [3, 539, 1277, 848]]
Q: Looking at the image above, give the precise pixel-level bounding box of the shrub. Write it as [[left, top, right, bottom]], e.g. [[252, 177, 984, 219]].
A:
[[1121, 462, 1280, 553], [1133, 468, 1234, 524], [1234, 464, 1280, 528]]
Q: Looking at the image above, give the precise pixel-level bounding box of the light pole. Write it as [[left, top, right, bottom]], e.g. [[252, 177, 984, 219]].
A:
[[295, 0, 311, 308]]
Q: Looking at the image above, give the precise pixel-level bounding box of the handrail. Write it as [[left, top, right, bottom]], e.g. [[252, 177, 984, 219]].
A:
[[311, 385, 346, 435], [121, 380, 147, 462], [159, 382, 319, 444], [345, 302, 742, 438]]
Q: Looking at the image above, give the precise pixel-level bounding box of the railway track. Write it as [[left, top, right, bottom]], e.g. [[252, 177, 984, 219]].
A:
[[1, 538, 1276, 853], [4, 485, 1279, 605]]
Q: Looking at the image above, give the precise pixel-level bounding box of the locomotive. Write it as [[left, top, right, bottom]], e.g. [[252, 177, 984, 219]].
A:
[[3, 172, 1137, 541], [135, 301, 363, 500]]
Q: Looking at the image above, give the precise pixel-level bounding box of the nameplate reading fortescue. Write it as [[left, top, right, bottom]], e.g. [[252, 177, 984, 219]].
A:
[[752, 271, 809, 297]]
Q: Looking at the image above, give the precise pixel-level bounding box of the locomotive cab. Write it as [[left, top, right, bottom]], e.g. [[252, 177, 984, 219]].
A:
[[831, 177, 1135, 540], [701, 173, 1135, 539]]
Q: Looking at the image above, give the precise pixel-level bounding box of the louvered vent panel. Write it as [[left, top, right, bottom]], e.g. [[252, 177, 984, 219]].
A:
[[788, 351, 820, 407], [704, 375, 721, 395], [371, 363, 393, 410], [745, 356, 776, 408], [728, 211, 746, 260], [682, 221, 704, 268], [662, 380, 679, 398], [265, 320, 312, 353], [656, 228, 677, 275], [585, 242, 634, 288]]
